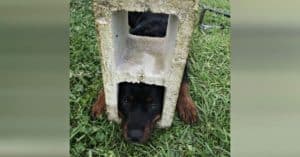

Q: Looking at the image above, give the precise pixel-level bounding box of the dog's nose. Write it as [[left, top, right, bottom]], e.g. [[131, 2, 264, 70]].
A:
[[128, 129, 143, 142]]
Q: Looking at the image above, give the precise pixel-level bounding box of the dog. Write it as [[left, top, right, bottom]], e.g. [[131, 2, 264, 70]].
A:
[[91, 11, 198, 143]]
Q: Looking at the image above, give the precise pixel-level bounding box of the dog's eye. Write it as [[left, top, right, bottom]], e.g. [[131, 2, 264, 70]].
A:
[[146, 97, 153, 103], [128, 96, 134, 101], [123, 98, 128, 103], [124, 96, 133, 103], [124, 98, 129, 103]]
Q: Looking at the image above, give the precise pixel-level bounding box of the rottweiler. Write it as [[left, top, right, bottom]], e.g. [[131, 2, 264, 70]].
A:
[[91, 12, 198, 143]]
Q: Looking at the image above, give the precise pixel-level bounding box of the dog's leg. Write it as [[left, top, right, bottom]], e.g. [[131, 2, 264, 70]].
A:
[[91, 89, 106, 119], [176, 66, 198, 124]]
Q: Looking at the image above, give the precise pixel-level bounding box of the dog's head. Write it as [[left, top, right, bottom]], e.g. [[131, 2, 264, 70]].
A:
[[118, 82, 165, 143]]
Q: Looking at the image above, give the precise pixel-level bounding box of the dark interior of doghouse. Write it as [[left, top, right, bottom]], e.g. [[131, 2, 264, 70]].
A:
[[128, 11, 169, 37], [117, 82, 165, 117]]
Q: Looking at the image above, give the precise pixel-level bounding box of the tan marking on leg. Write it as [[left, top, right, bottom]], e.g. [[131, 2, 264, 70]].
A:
[[91, 89, 106, 119], [176, 82, 198, 124]]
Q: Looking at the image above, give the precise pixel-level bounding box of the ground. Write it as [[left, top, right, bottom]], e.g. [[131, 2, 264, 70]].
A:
[[70, 0, 230, 156]]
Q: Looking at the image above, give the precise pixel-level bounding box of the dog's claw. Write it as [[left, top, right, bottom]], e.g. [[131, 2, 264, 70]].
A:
[[91, 89, 106, 119]]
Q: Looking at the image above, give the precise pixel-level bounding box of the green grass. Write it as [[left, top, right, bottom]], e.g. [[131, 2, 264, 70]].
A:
[[70, 0, 230, 156]]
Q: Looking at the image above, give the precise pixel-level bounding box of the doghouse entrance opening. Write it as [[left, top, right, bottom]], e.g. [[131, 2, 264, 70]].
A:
[[117, 82, 166, 118], [112, 11, 178, 82], [128, 11, 169, 37]]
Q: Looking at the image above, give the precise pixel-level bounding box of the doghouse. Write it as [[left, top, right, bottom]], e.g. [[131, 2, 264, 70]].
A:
[[93, 0, 198, 127]]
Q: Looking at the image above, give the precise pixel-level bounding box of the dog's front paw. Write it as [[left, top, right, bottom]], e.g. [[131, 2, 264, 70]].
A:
[[176, 95, 198, 124], [91, 89, 106, 119]]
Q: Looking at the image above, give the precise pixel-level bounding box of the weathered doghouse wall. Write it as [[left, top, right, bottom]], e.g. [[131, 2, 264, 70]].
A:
[[93, 0, 198, 127]]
